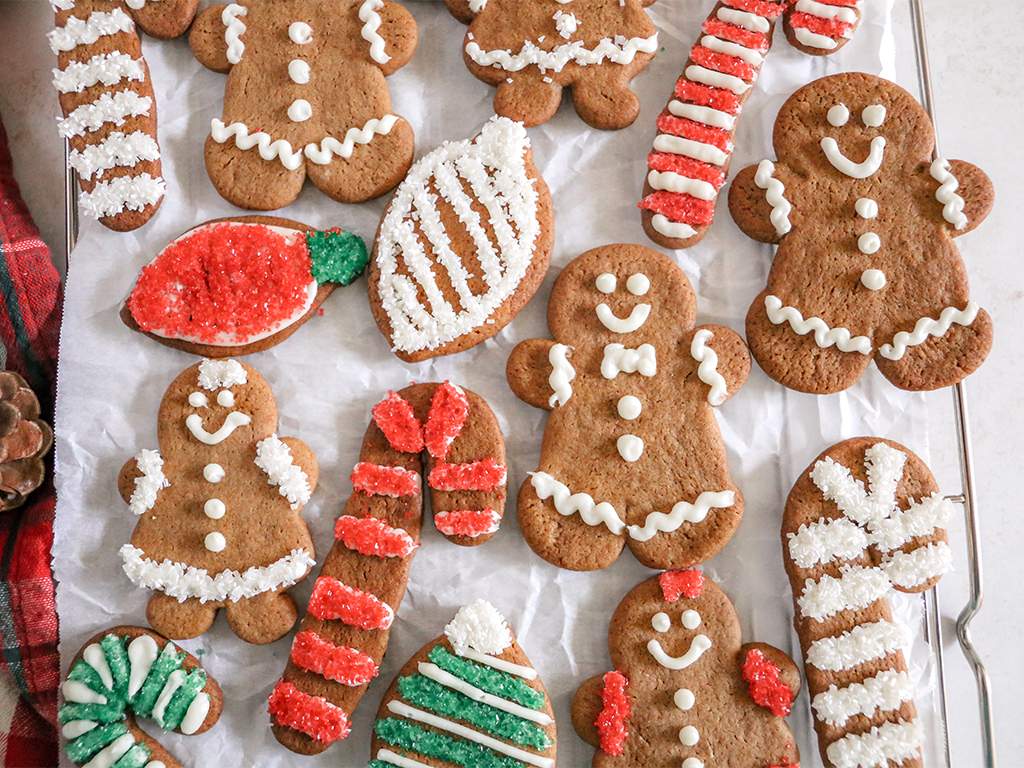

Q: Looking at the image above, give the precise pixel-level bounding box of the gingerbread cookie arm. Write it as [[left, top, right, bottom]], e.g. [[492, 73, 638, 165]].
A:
[[444, 0, 476, 26], [188, 4, 232, 73], [128, 0, 199, 40], [276, 437, 319, 496], [371, 2, 418, 76], [921, 158, 994, 236], [569, 674, 605, 749], [686, 325, 750, 406], [727, 162, 792, 244], [506, 338, 559, 411]]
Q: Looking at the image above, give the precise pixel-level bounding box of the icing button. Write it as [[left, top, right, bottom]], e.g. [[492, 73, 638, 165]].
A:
[[861, 269, 887, 291], [205, 532, 226, 553], [288, 59, 310, 84], [617, 395, 642, 420], [679, 725, 700, 746], [858, 232, 881, 254], [287, 99, 312, 123], [289, 21, 312, 45], [616, 434, 644, 462], [674, 688, 695, 710], [203, 463, 225, 483], [204, 499, 226, 520]]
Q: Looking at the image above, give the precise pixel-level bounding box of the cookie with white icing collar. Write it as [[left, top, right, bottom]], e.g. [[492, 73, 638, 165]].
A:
[[782, 437, 952, 768], [507, 244, 749, 571], [572, 571, 800, 768], [446, 0, 658, 130], [190, 0, 417, 210], [51, 0, 199, 231], [369, 600, 557, 768], [728, 72, 993, 393], [117, 359, 318, 644], [369, 116, 554, 362], [59, 625, 222, 768], [121, 216, 368, 357]]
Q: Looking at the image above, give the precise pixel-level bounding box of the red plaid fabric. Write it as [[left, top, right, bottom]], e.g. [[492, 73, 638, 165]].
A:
[[0, 111, 63, 766]]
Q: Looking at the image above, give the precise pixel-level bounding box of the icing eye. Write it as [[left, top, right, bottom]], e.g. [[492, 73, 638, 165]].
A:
[[217, 390, 236, 407], [862, 104, 886, 127], [626, 273, 650, 296], [596, 273, 617, 294], [651, 612, 671, 633], [681, 610, 701, 630], [188, 392, 208, 408], [827, 104, 850, 127]]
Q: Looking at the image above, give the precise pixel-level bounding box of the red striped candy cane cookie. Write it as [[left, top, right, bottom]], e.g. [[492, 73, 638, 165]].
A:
[[270, 381, 508, 754], [782, 438, 953, 768], [784, 0, 863, 55], [50, 0, 197, 231]]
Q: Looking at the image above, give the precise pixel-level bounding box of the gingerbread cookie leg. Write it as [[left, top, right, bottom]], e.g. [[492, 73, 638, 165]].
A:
[[494, 75, 564, 128], [145, 594, 218, 641], [203, 136, 307, 212]]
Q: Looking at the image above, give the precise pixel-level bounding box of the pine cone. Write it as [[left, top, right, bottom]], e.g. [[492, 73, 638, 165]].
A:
[[0, 371, 52, 511]]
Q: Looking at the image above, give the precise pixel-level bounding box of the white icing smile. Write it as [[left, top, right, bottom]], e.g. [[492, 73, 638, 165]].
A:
[[186, 411, 251, 445], [647, 634, 712, 670], [821, 136, 886, 179], [596, 303, 651, 333]]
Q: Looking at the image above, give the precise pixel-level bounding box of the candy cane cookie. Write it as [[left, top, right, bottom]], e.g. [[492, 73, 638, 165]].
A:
[[59, 626, 222, 768], [270, 381, 508, 754], [51, 0, 198, 231]]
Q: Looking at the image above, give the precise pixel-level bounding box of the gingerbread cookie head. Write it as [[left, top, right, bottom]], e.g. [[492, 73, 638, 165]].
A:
[[729, 73, 994, 394], [572, 571, 800, 768], [446, 0, 659, 130], [508, 244, 750, 572]]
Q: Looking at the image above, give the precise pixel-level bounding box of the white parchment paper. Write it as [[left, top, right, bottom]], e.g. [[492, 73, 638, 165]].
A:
[[54, 1, 945, 766]]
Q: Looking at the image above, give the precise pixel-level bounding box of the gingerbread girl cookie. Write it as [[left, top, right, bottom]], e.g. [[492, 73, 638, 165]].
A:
[[572, 570, 800, 768], [446, 0, 659, 130], [190, 0, 417, 209], [118, 359, 318, 644], [507, 244, 749, 571], [729, 73, 993, 393]]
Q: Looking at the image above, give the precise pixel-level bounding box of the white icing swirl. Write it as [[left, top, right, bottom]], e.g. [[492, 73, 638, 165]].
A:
[[547, 343, 575, 408], [690, 329, 728, 406], [359, 0, 390, 63], [754, 160, 792, 236], [222, 4, 247, 65]]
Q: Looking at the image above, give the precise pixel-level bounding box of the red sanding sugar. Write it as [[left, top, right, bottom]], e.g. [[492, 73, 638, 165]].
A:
[[334, 515, 418, 558], [742, 648, 793, 717], [424, 382, 468, 460], [639, 192, 716, 228], [434, 508, 500, 538], [290, 631, 379, 686], [596, 670, 631, 756], [789, 11, 851, 37], [701, 19, 769, 54], [351, 462, 420, 498], [659, 570, 705, 602], [721, 0, 788, 19], [372, 391, 424, 454], [428, 458, 507, 492], [690, 45, 757, 82], [268, 680, 351, 743], [647, 153, 726, 188], [307, 576, 394, 630], [657, 114, 732, 153]]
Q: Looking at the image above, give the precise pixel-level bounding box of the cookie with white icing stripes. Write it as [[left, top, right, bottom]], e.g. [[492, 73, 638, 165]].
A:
[[190, 0, 417, 209], [728, 72, 993, 393], [59, 626, 222, 768], [51, 0, 198, 230], [507, 244, 749, 571], [118, 359, 318, 644], [446, 0, 659, 130], [782, 437, 953, 768], [369, 116, 554, 362], [369, 600, 557, 768], [572, 570, 800, 768]]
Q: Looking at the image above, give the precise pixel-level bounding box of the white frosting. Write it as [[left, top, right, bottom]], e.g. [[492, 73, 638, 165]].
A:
[[798, 565, 891, 622], [129, 449, 168, 515], [83, 643, 113, 690], [48, 8, 135, 54], [204, 499, 226, 520], [152, 669, 186, 727], [78, 173, 165, 219], [826, 719, 922, 768], [860, 268, 886, 291], [821, 136, 886, 179], [308, 115, 400, 165], [459, 647, 537, 680], [793, 27, 839, 50], [878, 301, 980, 361], [53, 52, 145, 94], [651, 214, 697, 240], [57, 89, 152, 139], [547, 343, 575, 408], [652, 133, 728, 166], [929, 158, 969, 229], [811, 442, 905, 526], [203, 463, 225, 483], [716, 7, 769, 33], [647, 170, 717, 201], [787, 516, 869, 569], [62, 720, 98, 739], [882, 542, 953, 588], [647, 634, 711, 670], [765, 295, 871, 355], [63, 679, 106, 705], [198, 359, 247, 390], [553, 10, 578, 38], [445, 599, 512, 655], [651, 612, 671, 633], [855, 198, 878, 219], [120, 545, 315, 603], [679, 725, 700, 746], [596, 302, 650, 333], [223, 4, 247, 65], [288, 59, 311, 84], [596, 273, 617, 294], [674, 689, 695, 710], [255, 435, 313, 509], [287, 99, 313, 123], [812, 669, 914, 727], [807, 620, 910, 672], [82, 733, 134, 768], [376, 118, 537, 354], [180, 692, 211, 735], [601, 344, 657, 379], [217, 390, 235, 407], [529, 471, 625, 535], [49, 0, 75, 10], [185, 411, 251, 445], [376, 749, 436, 768], [67, 130, 159, 180], [862, 105, 887, 127], [827, 104, 850, 127], [858, 232, 881, 255], [189, 392, 208, 407], [668, 99, 736, 130], [754, 160, 793, 236], [796, 0, 859, 23], [684, 64, 749, 95], [681, 758, 704, 768], [209, 119, 303, 170], [681, 610, 701, 630], [204, 532, 226, 552], [127, 635, 158, 698], [627, 490, 735, 542], [616, 434, 644, 462], [465, 32, 658, 73], [617, 395, 642, 420], [289, 21, 312, 45], [690, 329, 728, 406], [869, 493, 953, 552], [359, 0, 390, 63], [417, 661, 553, 726], [699, 34, 763, 65]]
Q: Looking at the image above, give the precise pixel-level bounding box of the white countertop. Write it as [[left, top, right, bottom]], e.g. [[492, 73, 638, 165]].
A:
[[1, 0, 1020, 765]]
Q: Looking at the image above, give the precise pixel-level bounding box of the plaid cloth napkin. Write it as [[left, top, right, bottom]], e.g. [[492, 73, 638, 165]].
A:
[[0, 111, 63, 766]]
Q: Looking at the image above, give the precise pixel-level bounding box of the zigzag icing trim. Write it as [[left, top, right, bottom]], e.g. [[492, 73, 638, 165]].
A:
[[812, 669, 914, 727], [67, 130, 159, 180], [305, 115, 399, 164], [359, 0, 390, 64], [57, 89, 152, 138], [48, 8, 135, 54], [222, 4, 248, 65], [529, 471, 625, 535], [255, 435, 312, 509], [128, 449, 168, 515], [690, 329, 728, 405], [53, 52, 145, 94], [754, 159, 792, 236], [929, 158, 968, 229], [878, 302, 980, 361], [465, 33, 658, 73], [547, 343, 575, 407], [210, 119, 303, 170], [765, 294, 871, 354], [78, 173, 165, 218], [627, 490, 735, 542]]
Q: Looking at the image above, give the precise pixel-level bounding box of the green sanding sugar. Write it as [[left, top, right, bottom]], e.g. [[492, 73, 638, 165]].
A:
[[65, 722, 129, 763], [398, 675, 552, 751], [306, 228, 369, 286], [374, 718, 530, 768], [57, 699, 125, 725], [160, 669, 207, 731], [68, 658, 108, 695], [101, 634, 131, 699], [428, 645, 545, 710], [131, 643, 184, 718], [110, 742, 151, 768]]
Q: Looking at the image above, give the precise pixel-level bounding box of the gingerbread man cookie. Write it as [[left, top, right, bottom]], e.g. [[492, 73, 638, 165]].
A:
[[446, 0, 659, 130], [118, 359, 318, 644], [190, 0, 417, 210], [507, 244, 749, 571], [572, 570, 800, 768], [51, 0, 198, 230], [783, 438, 953, 768], [729, 73, 994, 393]]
